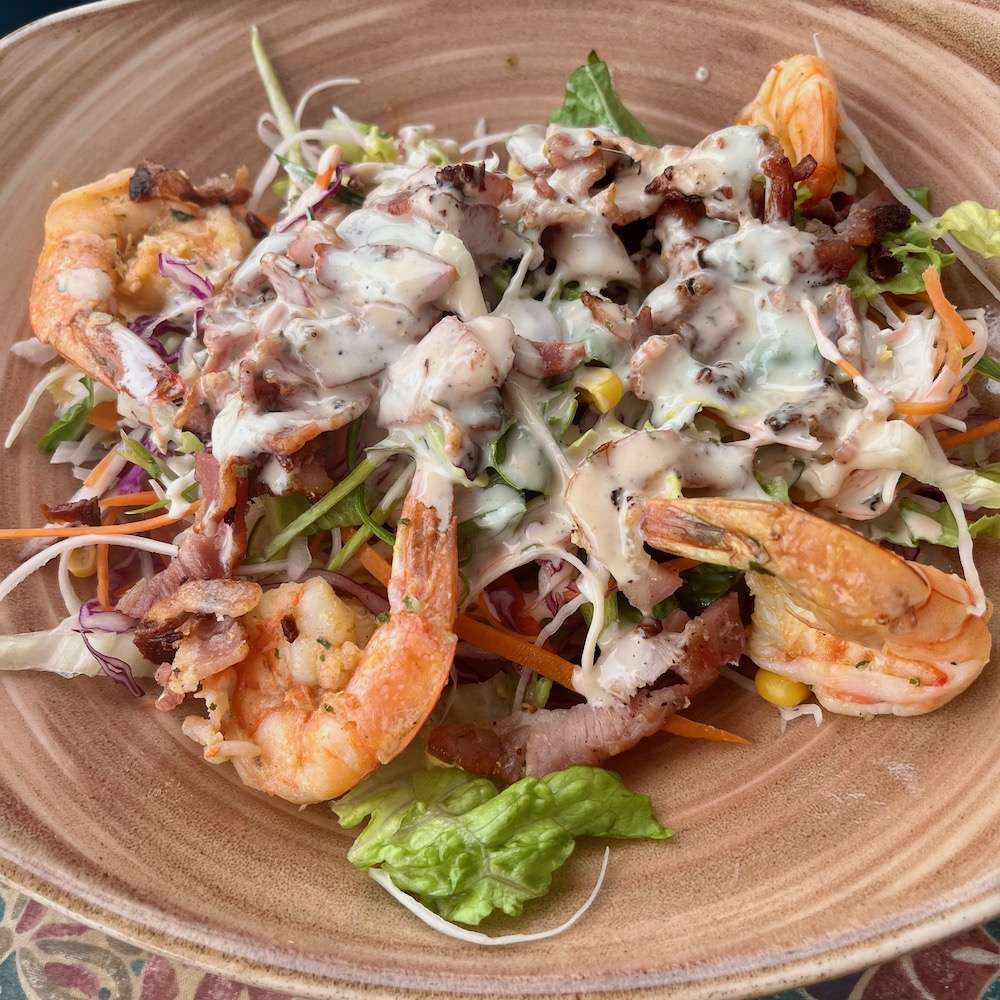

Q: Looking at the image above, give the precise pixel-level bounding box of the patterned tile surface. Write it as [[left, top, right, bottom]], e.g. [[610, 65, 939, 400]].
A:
[[3, 878, 999, 1000]]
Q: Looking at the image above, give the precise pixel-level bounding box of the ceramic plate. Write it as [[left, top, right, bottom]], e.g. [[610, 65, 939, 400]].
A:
[[2, 1, 1000, 997]]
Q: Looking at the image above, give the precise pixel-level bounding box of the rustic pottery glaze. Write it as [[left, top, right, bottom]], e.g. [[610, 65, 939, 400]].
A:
[[1, 1, 999, 997]]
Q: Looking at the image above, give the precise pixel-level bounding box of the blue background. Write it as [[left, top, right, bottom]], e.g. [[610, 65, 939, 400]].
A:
[[2, 2, 77, 39]]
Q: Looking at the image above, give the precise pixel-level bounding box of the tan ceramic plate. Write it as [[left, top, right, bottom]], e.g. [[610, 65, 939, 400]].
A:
[[2, 1, 1000, 997]]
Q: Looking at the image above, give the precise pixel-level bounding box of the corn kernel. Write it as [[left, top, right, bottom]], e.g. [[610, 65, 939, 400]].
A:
[[575, 367, 624, 414], [67, 545, 98, 578], [754, 667, 810, 707]]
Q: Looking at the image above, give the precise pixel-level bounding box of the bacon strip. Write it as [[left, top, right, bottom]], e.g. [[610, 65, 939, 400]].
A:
[[427, 594, 746, 783]]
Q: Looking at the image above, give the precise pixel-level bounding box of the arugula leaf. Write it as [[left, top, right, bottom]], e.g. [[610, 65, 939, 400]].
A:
[[333, 764, 671, 926], [549, 52, 654, 144], [40, 377, 93, 452]]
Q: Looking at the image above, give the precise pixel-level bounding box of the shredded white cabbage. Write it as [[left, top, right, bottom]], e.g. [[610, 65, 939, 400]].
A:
[[367, 847, 610, 945]]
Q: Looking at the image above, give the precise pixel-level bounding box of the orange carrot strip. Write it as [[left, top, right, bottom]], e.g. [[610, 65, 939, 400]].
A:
[[835, 357, 862, 379], [662, 715, 749, 745], [938, 414, 1000, 449], [356, 541, 391, 586], [453, 615, 578, 691], [82, 449, 121, 489], [95, 509, 118, 611], [923, 265, 974, 349], [894, 382, 964, 416], [0, 503, 200, 541], [86, 400, 121, 432], [880, 294, 910, 323], [98, 491, 160, 508]]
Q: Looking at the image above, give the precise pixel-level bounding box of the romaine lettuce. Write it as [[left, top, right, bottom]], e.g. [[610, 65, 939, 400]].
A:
[[333, 762, 671, 926]]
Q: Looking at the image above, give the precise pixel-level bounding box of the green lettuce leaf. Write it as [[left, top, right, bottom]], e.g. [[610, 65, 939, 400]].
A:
[[866, 496, 1000, 548], [916, 200, 1000, 258], [333, 764, 671, 926], [549, 52, 654, 144], [40, 377, 93, 452], [847, 225, 956, 299]]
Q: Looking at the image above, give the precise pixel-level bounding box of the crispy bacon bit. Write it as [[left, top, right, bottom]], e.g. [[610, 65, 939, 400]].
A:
[[133, 620, 184, 665], [791, 154, 818, 184], [129, 160, 251, 208], [834, 187, 911, 247], [40, 497, 101, 526], [154, 616, 251, 709], [814, 239, 858, 279], [760, 155, 796, 223]]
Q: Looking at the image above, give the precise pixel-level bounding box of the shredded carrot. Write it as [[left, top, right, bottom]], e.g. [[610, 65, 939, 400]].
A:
[[894, 382, 964, 416], [355, 541, 391, 586], [316, 164, 335, 190], [662, 715, 749, 745], [880, 294, 911, 324], [938, 414, 1000, 449], [86, 400, 121, 432], [923, 265, 974, 349], [97, 491, 160, 508], [95, 509, 119, 610], [453, 615, 578, 690], [835, 357, 862, 380], [82, 449, 121, 489], [0, 502, 200, 541]]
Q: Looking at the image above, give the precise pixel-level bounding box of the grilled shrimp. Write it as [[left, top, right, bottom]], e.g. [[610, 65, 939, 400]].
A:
[[29, 162, 253, 404], [735, 53, 841, 204], [641, 497, 992, 716], [184, 482, 459, 804]]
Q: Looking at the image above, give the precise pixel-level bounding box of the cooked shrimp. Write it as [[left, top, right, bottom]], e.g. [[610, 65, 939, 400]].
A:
[[184, 484, 458, 804], [735, 53, 841, 204], [641, 497, 992, 716], [29, 163, 253, 404]]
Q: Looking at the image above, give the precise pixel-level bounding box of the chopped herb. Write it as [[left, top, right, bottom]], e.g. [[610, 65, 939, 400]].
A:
[[317, 636, 331, 649]]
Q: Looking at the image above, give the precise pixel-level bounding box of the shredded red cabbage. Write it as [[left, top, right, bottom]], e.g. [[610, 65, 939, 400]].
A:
[[129, 314, 186, 363], [76, 599, 142, 697], [157, 253, 214, 300], [275, 166, 345, 234]]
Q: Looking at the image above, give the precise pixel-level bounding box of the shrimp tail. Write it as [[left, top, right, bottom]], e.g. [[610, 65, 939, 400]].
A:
[[348, 489, 458, 765], [642, 496, 930, 645]]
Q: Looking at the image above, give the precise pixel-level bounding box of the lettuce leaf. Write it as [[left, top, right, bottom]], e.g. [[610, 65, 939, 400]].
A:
[[916, 200, 1000, 258], [549, 52, 654, 144], [866, 496, 1000, 548], [333, 763, 671, 926], [847, 225, 956, 299]]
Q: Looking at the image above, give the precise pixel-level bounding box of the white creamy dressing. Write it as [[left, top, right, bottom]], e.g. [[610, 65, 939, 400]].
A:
[[155, 116, 994, 706]]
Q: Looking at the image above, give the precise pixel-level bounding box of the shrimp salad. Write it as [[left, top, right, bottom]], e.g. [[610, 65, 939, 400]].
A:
[[3, 44, 1000, 933]]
